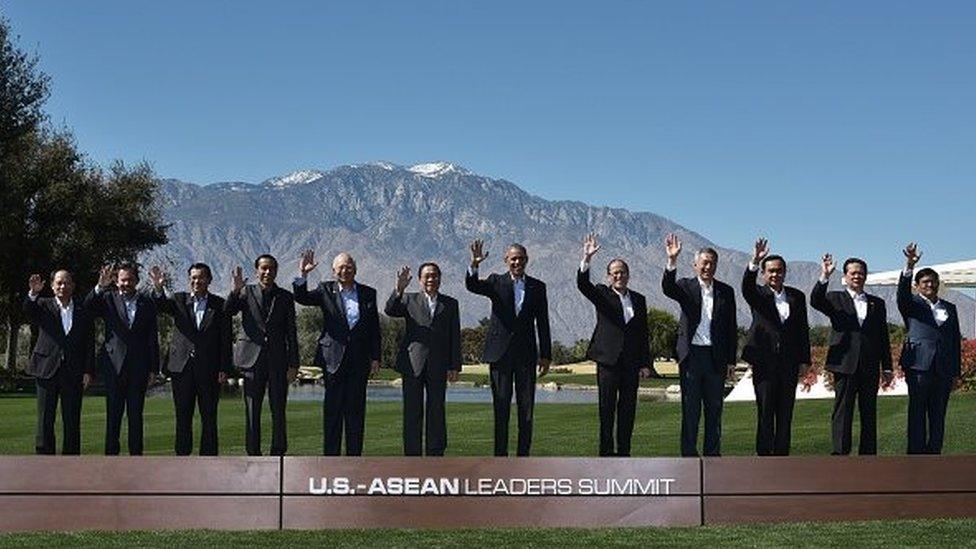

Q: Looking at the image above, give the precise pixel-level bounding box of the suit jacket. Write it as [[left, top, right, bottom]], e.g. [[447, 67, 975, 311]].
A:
[[384, 290, 462, 377], [225, 284, 299, 370], [897, 272, 961, 377], [661, 268, 737, 367], [22, 295, 96, 380], [465, 270, 552, 365], [153, 290, 233, 375], [293, 279, 381, 374], [576, 268, 650, 369], [85, 288, 160, 376], [740, 267, 811, 378], [810, 281, 892, 375]]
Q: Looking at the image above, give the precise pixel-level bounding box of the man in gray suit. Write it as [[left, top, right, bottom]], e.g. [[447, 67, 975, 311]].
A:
[[24, 270, 95, 455], [294, 250, 381, 456], [86, 263, 159, 456], [898, 243, 962, 454], [226, 254, 299, 456], [385, 262, 462, 456]]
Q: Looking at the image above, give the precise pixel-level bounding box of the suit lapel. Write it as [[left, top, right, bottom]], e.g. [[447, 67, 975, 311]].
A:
[[48, 299, 68, 340], [761, 285, 785, 327], [111, 292, 131, 332], [199, 294, 216, 331], [246, 285, 267, 332], [498, 275, 517, 321], [331, 282, 349, 326]]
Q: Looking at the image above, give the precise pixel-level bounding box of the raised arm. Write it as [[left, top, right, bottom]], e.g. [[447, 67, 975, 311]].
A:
[[661, 233, 688, 303], [464, 239, 495, 297], [576, 233, 603, 303], [147, 266, 177, 316], [225, 266, 248, 315], [384, 266, 411, 317], [809, 253, 836, 316], [22, 274, 46, 322], [897, 243, 921, 319], [741, 237, 768, 309], [293, 250, 325, 307]]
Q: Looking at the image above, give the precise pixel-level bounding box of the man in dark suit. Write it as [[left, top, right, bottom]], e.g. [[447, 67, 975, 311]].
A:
[[23, 270, 95, 455], [466, 240, 551, 457], [661, 233, 737, 457], [898, 243, 961, 454], [811, 253, 893, 455], [226, 254, 300, 456], [87, 263, 159, 456], [577, 234, 652, 457], [741, 238, 811, 456], [385, 262, 461, 456], [149, 263, 233, 455], [294, 250, 381, 456]]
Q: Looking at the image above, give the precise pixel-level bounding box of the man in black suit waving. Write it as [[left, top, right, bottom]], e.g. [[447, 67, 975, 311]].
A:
[[741, 238, 811, 456], [466, 240, 551, 457], [149, 263, 233, 455], [294, 250, 381, 456], [811, 253, 893, 455], [661, 233, 737, 457], [87, 263, 159, 456], [24, 270, 95, 455], [577, 234, 652, 457], [385, 262, 461, 456], [226, 254, 300, 456], [898, 243, 961, 454]]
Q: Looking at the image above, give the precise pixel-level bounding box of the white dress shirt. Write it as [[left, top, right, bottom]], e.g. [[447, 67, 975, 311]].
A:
[[693, 279, 714, 346], [191, 294, 208, 329], [847, 289, 868, 326], [120, 293, 138, 327], [338, 283, 360, 329], [773, 290, 791, 323], [468, 266, 525, 315], [424, 292, 438, 318]]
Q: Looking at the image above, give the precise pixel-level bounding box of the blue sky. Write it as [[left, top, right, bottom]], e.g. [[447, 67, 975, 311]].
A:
[[4, 1, 974, 271]]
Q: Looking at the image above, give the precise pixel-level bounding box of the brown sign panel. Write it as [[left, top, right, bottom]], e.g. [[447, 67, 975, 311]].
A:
[[0, 496, 280, 532], [283, 457, 700, 495], [703, 456, 976, 495], [283, 496, 701, 528], [281, 457, 701, 528], [0, 456, 280, 494], [704, 494, 976, 524]]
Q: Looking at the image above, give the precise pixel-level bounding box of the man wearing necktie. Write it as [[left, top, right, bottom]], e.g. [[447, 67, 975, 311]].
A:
[[24, 270, 95, 454], [385, 262, 462, 456], [294, 250, 381, 456], [466, 240, 552, 457], [226, 254, 300, 456], [661, 233, 738, 457], [811, 253, 893, 455], [149, 263, 233, 455], [576, 234, 652, 457], [898, 243, 961, 454], [87, 263, 159, 455], [741, 238, 811, 456]]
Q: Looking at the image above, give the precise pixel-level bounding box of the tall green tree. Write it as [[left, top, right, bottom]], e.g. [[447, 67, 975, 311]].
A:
[[0, 16, 168, 369], [647, 307, 678, 360]]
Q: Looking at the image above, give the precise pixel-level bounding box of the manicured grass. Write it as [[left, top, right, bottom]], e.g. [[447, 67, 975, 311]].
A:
[[1, 391, 974, 456], [1, 519, 975, 547], [368, 368, 675, 388]]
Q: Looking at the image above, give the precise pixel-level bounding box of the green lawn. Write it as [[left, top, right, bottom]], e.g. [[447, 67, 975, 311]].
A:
[[1, 391, 974, 456], [369, 368, 676, 388], [0, 519, 975, 548]]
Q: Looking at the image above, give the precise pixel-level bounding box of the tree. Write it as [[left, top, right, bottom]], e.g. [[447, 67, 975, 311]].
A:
[[0, 18, 168, 369], [647, 307, 678, 359], [0, 16, 48, 151], [460, 318, 489, 364]]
